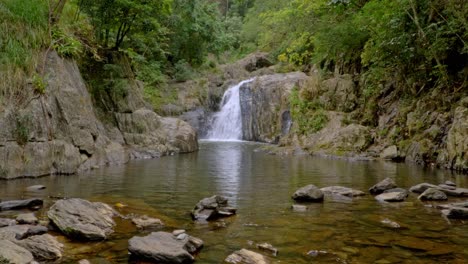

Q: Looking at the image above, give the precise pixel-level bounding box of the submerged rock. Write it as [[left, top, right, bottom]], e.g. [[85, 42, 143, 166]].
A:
[[418, 188, 448, 201], [369, 178, 397, 195], [292, 185, 324, 202], [0, 239, 34, 264], [0, 198, 43, 211], [380, 218, 401, 229], [320, 186, 365, 197], [131, 215, 164, 229], [16, 234, 63, 260], [26, 185, 46, 191], [191, 195, 237, 221], [225, 249, 270, 264], [291, 205, 308, 212], [47, 199, 116, 240], [128, 231, 203, 264]]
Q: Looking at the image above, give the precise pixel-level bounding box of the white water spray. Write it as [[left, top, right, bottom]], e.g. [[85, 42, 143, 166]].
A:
[[206, 79, 253, 141]]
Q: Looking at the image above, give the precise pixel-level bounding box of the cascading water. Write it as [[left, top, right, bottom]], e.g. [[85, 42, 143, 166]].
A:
[[206, 79, 253, 141]]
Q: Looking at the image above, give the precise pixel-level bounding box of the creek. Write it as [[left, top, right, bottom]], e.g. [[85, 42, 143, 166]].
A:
[[1, 141, 467, 263]]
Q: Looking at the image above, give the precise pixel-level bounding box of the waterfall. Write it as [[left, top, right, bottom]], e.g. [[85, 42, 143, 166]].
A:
[[206, 79, 253, 141]]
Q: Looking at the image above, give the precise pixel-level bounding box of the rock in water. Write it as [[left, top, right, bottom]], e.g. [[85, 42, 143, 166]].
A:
[[191, 195, 237, 221], [256, 243, 278, 256], [418, 188, 448, 201], [291, 205, 308, 212], [409, 183, 438, 194], [375, 192, 408, 202], [292, 185, 324, 202], [131, 215, 164, 229], [437, 201, 468, 219], [128, 231, 203, 264], [17, 234, 63, 260], [225, 249, 270, 264], [0, 218, 15, 227], [47, 198, 116, 240], [26, 185, 46, 191], [16, 213, 38, 225], [369, 178, 397, 195], [320, 186, 365, 197], [0, 239, 34, 264], [0, 198, 43, 211]]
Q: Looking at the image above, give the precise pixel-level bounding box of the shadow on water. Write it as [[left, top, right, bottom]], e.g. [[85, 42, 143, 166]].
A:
[[0, 141, 467, 263]]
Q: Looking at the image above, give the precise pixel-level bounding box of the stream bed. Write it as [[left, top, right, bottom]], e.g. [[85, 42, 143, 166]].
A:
[[1, 141, 467, 263]]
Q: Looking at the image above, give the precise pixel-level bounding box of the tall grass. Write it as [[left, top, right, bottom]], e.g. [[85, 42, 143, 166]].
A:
[[0, 0, 49, 107]]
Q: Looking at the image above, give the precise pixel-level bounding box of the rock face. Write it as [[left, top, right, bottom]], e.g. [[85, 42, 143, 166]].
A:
[[0, 199, 43, 211], [320, 186, 365, 197], [47, 199, 116, 240], [292, 185, 324, 202], [16, 234, 63, 260], [191, 195, 237, 221], [239, 72, 309, 143], [418, 188, 448, 201], [369, 178, 397, 195], [0, 240, 34, 264], [225, 249, 270, 264], [128, 231, 203, 264], [0, 51, 198, 180]]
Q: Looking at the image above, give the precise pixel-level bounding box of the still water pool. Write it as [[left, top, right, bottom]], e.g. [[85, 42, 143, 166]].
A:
[[1, 141, 467, 263]]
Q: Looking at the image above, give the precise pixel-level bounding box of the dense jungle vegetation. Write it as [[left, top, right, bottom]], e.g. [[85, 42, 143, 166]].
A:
[[0, 0, 466, 111]]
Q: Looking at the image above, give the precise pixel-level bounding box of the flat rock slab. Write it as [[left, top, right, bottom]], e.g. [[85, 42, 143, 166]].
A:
[[409, 183, 439, 193], [375, 191, 408, 202], [0, 239, 34, 264], [320, 186, 365, 197], [292, 185, 324, 202], [17, 234, 63, 260], [369, 178, 397, 195], [128, 231, 203, 264], [410, 183, 468, 197], [191, 195, 237, 221], [16, 213, 38, 225], [0, 198, 43, 211], [0, 218, 16, 227], [225, 249, 270, 264], [47, 198, 116, 240]]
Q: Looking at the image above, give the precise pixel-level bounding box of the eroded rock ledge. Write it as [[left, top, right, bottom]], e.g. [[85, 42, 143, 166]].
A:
[[0, 51, 198, 180]]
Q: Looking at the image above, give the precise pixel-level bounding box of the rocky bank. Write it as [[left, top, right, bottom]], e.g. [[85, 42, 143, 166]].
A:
[[0, 51, 198, 179]]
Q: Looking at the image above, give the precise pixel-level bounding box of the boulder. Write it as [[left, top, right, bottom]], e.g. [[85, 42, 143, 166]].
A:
[[380, 145, 398, 160], [16, 213, 38, 225], [292, 185, 324, 202], [128, 231, 203, 264], [16, 234, 63, 260], [256, 243, 278, 256], [375, 191, 408, 202], [0, 218, 15, 228], [369, 178, 397, 195], [0, 240, 34, 264], [131, 215, 164, 229], [418, 188, 448, 201], [191, 195, 237, 221], [0, 198, 43, 211], [160, 117, 198, 153], [409, 183, 439, 194], [383, 188, 408, 195], [437, 201, 468, 219], [320, 186, 365, 197], [47, 199, 116, 240], [225, 249, 270, 264]]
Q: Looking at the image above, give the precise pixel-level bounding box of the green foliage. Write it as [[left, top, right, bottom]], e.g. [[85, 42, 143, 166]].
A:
[[52, 27, 83, 58], [32, 73, 47, 94], [290, 88, 329, 135], [174, 60, 195, 82]]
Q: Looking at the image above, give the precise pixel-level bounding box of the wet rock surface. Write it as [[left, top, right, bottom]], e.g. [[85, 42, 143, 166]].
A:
[[47, 198, 116, 240], [16, 213, 38, 225], [320, 186, 365, 197], [0, 239, 34, 264], [225, 249, 270, 264], [16, 234, 63, 260], [128, 231, 203, 264], [375, 191, 408, 202], [292, 185, 324, 202], [369, 178, 397, 195], [437, 201, 468, 219], [418, 188, 448, 201], [191, 195, 237, 221], [0, 198, 43, 211], [131, 215, 164, 229]]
